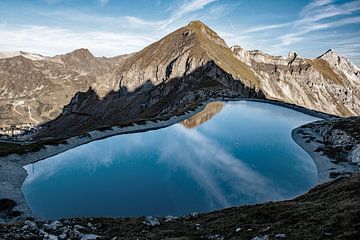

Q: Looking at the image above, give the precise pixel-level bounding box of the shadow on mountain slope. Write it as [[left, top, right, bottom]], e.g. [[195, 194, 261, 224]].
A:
[[31, 60, 263, 140], [0, 58, 266, 157]]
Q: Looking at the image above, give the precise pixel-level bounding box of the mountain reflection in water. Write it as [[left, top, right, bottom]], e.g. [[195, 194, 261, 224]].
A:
[[182, 102, 224, 128]]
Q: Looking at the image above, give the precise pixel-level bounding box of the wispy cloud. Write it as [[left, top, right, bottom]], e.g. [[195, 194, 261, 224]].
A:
[[1, 0, 359, 64], [300, 0, 334, 14], [98, 0, 109, 5], [244, 23, 291, 33], [276, 0, 360, 46], [159, 0, 218, 29], [0, 0, 221, 56], [0, 24, 155, 57]]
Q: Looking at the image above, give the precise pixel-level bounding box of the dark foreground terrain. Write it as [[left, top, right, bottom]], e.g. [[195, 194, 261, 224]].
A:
[[0, 173, 359, 240]]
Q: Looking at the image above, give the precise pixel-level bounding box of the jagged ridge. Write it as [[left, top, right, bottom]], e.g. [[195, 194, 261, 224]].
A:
[[232, 45, 360, 116]]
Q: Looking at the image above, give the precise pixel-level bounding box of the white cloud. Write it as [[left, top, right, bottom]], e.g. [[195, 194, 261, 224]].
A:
[[0, 0, 221, 57], [158, 0, 218, 29], [244, 23, 291, 33], [275, 0, 360, 47], [297, 0, 360, 26], [98, 0, 109, 6], [125, 16, 166, 28], [90, 0, 218, 30], [0, 24, 156, 57], [300, 0, 333, 15]]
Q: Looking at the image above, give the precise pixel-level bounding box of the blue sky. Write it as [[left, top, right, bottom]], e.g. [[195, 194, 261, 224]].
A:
[[0, 0, 359, 64]]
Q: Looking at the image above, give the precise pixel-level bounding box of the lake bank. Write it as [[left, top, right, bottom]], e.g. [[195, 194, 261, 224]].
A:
[[0, 98, 351, 223]]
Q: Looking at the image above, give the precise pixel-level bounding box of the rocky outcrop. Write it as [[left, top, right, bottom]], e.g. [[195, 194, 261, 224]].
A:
[[314, 116, 360, 163], [293, 116, 360, 182], [231, 46, 360, 116]]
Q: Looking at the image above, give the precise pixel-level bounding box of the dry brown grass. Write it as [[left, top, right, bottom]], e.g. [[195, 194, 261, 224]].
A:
[[117, 21, 260, 90], [186, 21, 260, 88], [307, 59, 344, 84]]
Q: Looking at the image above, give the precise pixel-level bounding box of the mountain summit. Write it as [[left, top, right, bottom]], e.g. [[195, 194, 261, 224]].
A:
[[112, 20, 259, 94], [0, 21, 359, 139]]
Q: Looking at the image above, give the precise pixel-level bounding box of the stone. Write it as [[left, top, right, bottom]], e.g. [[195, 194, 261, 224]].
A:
[[44, 220, 63, 230], [143, 216, 160, 227], [74, 224, 86, 230], [251, 235, 269, 240], [190, 212, 199, 218], [59, 233, 67, 239], [24, 220, 37, 229], [81, 234, 99, 240], [48, 234, 59, 240], [164, 215, 178, 222]]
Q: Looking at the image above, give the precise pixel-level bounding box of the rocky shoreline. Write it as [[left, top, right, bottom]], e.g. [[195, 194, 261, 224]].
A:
[[0, 98, 336, 220], [292, 123, 359, 184], [1, 173, 359, 239]]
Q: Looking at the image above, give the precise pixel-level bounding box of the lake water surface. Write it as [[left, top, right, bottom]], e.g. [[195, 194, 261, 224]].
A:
[[22, 101, 320, 219]]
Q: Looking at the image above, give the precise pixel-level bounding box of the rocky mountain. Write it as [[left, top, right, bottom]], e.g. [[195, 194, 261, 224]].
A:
[[231, 46, 360, 116], [0, 49, 124, 129], [0, 21, 359, 140]]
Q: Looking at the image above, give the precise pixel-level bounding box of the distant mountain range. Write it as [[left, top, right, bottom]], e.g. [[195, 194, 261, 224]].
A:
[[0, 21, 359, 140]]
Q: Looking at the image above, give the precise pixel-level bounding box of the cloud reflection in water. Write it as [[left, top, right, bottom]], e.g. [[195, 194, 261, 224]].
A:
[[22, 101, 319, 218]]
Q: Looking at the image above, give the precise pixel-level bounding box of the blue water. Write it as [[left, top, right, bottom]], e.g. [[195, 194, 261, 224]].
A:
[[22, 101, 319, 219]]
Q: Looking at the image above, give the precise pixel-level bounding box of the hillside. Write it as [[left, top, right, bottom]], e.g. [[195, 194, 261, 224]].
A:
[[0, 49, 123, 129]]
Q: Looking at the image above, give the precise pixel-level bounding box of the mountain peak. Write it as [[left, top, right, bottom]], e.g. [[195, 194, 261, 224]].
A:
[[187, 20, 207, 28], [318, 49, 337, 59], [231, 45, 244, 51], [185, 20, 228, 48], [67, 48, 94, 58], [60, 48, 95, 65]]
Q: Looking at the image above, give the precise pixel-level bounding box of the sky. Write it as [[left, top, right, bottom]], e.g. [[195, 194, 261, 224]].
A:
[[0, 0, 359, 64]]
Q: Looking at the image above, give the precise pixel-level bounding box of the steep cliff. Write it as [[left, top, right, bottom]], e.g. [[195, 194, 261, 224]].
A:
[[231, 46, 360, 116]]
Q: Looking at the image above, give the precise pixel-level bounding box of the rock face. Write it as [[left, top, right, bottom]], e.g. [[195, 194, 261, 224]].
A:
[[293, 116, 360, 182], [231, 46, 360, 116], [0, 21, 359, 140], [312, 116, 360, 162]]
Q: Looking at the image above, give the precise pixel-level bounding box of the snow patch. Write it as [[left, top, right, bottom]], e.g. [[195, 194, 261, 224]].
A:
[[0, 51, 46, 61]]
